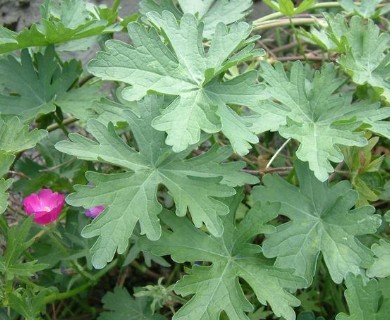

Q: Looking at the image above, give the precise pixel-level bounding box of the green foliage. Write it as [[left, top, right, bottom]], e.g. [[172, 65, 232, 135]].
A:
[[0, 0, 116, 54], [0, 1, 389, 319], [0, 46, 101, 121], [336, 274, 390, 320], [140, 0, 252, 37], [256, 61, 390, 181], [142, 191, 305, 320], [56, 95, 257, 268], [99, 287, 166, 320], [254, 161, 381, 285], [88, 11, 265, 155]]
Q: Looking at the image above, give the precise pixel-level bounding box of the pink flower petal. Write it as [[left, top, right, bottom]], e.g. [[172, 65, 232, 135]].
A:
[[23, 194, 42, 214], [23, 189, 65, 225]]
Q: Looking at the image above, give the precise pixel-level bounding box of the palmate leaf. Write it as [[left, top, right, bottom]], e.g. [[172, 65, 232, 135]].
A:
[[0, 0, 113, 54], [139, 0, 252, 38], [336, 274, 390, 320], [254, 61, 390, 181], [55, 96, 257, 268], [339, 0, 383, 18], [142, 192, 305, 320], [99, 287, 166, 320], [254, 161, 382, 285], [367, 240, 390, 278], [88, 10, 266, 155], [0, 46, 101, 121], [338, 16, 390, 102]]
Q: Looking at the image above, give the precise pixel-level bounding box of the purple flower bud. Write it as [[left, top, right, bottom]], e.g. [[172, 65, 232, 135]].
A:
[[85, 205, 105, 218]]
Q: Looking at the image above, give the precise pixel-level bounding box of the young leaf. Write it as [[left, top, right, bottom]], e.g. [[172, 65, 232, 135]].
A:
[[142, 192, 305, 320], [140, 0, 253, 38], [99, 287, 166, 320], [55, 96, 257, 268], [336, 274, 390, 320], [0, 218, 48, 280], [367, 240, 390, 278], [253, 161, 382, 285], [255, 61, 390, 181], [0, 0, 113, 54], [264, 0, 315, 17], [338, 16, 390, 102], [88, 11, 265, 155], [0, 46, 101, 121]]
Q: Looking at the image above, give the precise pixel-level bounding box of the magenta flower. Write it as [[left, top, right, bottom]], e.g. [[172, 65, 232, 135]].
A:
[[85, 205, 105, 218], [23, 189, 65, 225]]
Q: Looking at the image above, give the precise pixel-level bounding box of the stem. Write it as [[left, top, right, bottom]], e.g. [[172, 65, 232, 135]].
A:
[[266, 138, 291, 169], [254, 2, 372, 24], [254, 17, 323, 31], [288, 16, 307, 60], [43, 260, 117, 304], [47, 116, 78, 132], [52, 113, 69, 136]]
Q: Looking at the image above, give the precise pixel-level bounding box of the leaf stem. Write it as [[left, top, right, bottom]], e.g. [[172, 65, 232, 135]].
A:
[[253, 17, 323, 31], [47, 116, 78, 132], [266, 138, 291, 169], [43, 259, 118, 304]]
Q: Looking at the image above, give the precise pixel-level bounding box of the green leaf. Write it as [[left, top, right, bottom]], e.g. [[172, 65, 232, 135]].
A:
[[336, 274, 390, 320], [253, 161, 381, 285], [0, 117, 47, 153], [55, 96, 257, 268], [0, 46, 100, 121], [339, 0, 383, 18], [338, 16, 390, 102], [0, 218, 48, 280], [264, 0, 315, 17], [367, 240, 390, 278], [88, 11, 265, 155], [140, 0, 253, 38], [99, 287, 166, 320], [255, 61, 390, 181], [0, 0, 112, 54], [0, 178, 12, 214], [142, 192, 305, 320]]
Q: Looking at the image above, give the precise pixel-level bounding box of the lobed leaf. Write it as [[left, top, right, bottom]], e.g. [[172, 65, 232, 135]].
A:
[[254, 161, 382, 285], [255, 61, 390, 181], [336, 274, 390, 320], [88, 11, 266, 155], [142, 191, 305, 320], [56, 96, 257, 268]]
